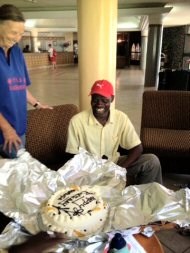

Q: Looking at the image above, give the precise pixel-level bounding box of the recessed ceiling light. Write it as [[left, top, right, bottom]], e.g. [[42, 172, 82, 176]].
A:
[[24, 0, 37, 3]]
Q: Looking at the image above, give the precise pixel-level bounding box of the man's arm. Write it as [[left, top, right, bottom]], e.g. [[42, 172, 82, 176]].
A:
[[118, 144, 143, 169], [65, 118, 80, 154]]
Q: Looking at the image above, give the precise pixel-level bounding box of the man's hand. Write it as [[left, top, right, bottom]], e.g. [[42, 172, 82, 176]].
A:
[[8, 232, 66, 253], [117, 144, 143, 169]]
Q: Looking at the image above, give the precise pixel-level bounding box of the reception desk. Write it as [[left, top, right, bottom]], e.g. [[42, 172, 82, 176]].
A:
[[23, 52, 74, 69]]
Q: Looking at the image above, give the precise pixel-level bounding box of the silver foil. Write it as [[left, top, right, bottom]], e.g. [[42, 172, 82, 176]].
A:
[[0, 148, 190, 251], [141, 226, 155, 237]]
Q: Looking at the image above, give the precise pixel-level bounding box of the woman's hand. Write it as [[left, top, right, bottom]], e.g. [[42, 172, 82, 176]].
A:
[[26, 90, 53, 110], [35, 102, 53, 110], [2, 124, 22, 154]]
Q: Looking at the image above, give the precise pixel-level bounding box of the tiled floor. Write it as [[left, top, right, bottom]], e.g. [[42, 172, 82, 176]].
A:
[[28, 65, 190, 253]]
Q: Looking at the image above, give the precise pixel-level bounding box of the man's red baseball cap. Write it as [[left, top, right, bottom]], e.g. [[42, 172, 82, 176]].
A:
[[89, 80, 114, 98]]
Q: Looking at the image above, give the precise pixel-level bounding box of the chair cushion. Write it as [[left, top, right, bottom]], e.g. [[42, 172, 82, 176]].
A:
[[141, 128, 190, 157], [26, 104, 79, 168], [141, 91, 190, 130]]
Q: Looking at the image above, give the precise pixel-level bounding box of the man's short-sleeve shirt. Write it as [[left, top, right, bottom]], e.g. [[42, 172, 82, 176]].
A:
[[66, 109, 141, 163]]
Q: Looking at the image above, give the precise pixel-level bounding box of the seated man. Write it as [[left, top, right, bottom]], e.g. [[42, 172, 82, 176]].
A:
[[66, 79, 163, 185]]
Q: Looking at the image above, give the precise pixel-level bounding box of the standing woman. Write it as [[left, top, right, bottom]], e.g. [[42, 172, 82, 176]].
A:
[[48, 43, 57, 69], [0, 4, 52, 158]]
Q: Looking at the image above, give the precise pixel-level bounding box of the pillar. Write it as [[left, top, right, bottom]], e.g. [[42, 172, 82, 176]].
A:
[[30, 29, 39, 53], [140, 29, 148, 71], [77, 0, 118, 110], [144, 15, 163, 87]]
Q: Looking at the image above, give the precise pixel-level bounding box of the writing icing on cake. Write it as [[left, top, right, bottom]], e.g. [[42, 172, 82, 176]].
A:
[[41, 185, 108, 238]]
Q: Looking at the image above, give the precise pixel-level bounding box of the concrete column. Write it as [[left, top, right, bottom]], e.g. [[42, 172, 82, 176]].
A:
[[140, 29, 148, 71], [77, 0, 118, 110], [144, 15, 163, 87], [30, 29, 39, 53]]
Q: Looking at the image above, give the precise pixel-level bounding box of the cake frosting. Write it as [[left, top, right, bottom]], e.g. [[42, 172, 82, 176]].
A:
[[41, 185, 108, 238]]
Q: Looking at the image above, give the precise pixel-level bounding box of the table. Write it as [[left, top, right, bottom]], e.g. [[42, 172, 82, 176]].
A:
[[134, 233, 164, 253]]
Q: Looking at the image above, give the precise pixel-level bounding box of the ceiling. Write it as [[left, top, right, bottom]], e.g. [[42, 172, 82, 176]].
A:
[[0, 0, 190, 32]]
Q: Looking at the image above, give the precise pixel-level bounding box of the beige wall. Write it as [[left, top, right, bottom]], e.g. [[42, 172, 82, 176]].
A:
[[20, 31, 75, 52]]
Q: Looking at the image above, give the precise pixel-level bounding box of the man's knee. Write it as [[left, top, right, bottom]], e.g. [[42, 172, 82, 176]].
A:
[[141, 153, 163, 184], [142, 153, 161, 168]]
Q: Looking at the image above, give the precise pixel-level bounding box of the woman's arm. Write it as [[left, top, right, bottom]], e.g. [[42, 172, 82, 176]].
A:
[[26, 90, 53, 109]]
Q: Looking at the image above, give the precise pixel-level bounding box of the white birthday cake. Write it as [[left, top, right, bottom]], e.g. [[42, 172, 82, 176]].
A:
[[41, 185, 108, 238]]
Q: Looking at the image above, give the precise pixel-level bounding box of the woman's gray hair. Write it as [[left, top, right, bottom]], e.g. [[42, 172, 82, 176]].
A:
[[0, 4, 25, 22]]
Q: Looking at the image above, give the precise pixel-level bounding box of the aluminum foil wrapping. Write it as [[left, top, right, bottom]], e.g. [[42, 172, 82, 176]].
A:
[[0, 148, 190, 252]]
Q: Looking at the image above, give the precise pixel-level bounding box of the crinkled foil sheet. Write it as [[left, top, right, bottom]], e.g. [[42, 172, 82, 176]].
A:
[[0, 148, 190, 252]]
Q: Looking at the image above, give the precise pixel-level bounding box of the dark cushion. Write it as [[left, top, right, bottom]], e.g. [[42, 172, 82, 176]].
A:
[[158, 70, 190, 91]]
